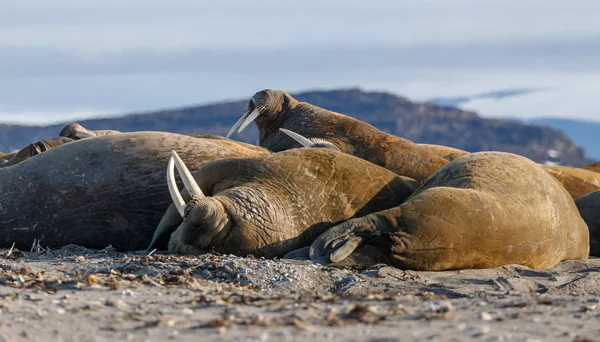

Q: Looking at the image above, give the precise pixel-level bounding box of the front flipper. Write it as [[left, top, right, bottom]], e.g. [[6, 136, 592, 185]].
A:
[[309, 215, 382, 263]]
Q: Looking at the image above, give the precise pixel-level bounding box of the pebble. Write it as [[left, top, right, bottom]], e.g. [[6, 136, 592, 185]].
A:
[[480, 312, 493, 321], [201, 269, 211, 278], [74, 256, 86, 263], [469, 325, 490, 336]]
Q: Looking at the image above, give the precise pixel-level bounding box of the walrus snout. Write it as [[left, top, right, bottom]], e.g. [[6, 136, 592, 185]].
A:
[[226, 89, 286, 138], [166, 149, 232, 248], [179, 198, 231, 248]]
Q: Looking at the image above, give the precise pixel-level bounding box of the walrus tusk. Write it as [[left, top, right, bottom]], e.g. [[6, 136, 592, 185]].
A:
[[171, 150, 204, 199], [226, 108, 261, 138], [278, 128, 313, 147], [166, 155, 186, 217], [75, 131, 96, 139]]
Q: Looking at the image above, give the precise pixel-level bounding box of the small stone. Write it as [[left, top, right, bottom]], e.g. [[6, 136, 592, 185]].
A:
[[479, 312, 493, 321], [105, 299, 130, 311], [581, 304, 597, 312], [56, 308, 66, 314], [74, 256, 85, 263], [200, 269, 211, 278], [121, 289, 135, 297], [278, 268, 286, 275], [469, 325, 490, 336], [182, 308, 194, 316]]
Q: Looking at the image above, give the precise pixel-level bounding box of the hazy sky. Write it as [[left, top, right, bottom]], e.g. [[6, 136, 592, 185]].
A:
[[1, 0, 599, 124]]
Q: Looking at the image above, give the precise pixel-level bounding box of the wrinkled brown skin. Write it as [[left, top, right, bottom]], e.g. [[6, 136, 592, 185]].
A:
[[574, 190, 600, 257], [542, 165, 600, 199], [417, 143, 469, 161], [0, 132, 269, 251], [162, 148, 417, 258], [0, 153, 15, 161], [59, 122, 121, 140], [0, 137, 74, 168], [247, 89, 448, 182], [308, 152, 589, 271]]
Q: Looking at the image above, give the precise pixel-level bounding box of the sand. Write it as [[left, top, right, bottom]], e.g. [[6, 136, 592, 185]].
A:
[[0, 245, 599, 342]]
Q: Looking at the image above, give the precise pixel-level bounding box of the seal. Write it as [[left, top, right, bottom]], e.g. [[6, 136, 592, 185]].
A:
[[158, 147, 417, 258], [226, 89, 448, 182], [59, 122, 121, 140], [542, 165, 600, 199], [0, 137, 74, 168], [574, 190, 600, 257], [299, 152, 590, 271], [0, 132, 269, 251]]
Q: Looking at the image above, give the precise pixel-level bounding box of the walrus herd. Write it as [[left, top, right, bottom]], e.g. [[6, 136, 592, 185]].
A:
[[0, 89, 598, 273]]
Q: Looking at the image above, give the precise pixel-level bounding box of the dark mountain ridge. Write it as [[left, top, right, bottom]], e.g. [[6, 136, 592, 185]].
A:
[[0, 88, 593, 167]]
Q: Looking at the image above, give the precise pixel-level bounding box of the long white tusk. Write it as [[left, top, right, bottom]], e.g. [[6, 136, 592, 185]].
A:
[[226, 108, 261, 138], [167, 155, 186, 217], [278, 128, 313, 147], [171, 150, 204, 199], [226, 115, 245, 138]]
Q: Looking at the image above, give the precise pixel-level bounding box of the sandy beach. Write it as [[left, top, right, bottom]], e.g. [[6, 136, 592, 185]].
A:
[[1, 245, 599, 342]]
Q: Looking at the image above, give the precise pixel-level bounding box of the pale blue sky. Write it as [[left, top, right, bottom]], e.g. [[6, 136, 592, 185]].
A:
[[1, 0, 599, 123]]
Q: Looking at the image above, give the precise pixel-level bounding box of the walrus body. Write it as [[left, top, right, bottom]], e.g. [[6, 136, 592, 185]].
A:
[[583, 161, 600, 173], [542, 165, 600, 199], [416, 144, 469, 161], [574, 190, 600, 257], [0, 137, 74, 168], [0, 132, 269, 251], [303, 152, 589, 271], [227, 89, 448, 182], [159, 148, 416, 258]]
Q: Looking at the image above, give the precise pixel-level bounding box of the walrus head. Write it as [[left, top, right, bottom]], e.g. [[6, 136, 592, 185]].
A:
[[166, 150, 232, 248], [226, 89, 294, 138], [278, 128, 340, 151], [59, 123, 97, 139], [60, 122, 121, 140]]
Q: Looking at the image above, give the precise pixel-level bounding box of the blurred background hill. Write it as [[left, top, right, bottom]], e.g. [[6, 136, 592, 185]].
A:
[[0, 88, 592, 166]]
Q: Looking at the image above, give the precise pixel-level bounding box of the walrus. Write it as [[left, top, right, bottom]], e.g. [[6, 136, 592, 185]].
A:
[[226, 89, 448, 182], [59, 122, 121, 140], [0, 137, 74, 168], [156, 147, 417, 258], [294, 152, 589, 271], [541, 165, 600, 199], [583, 161, 600, 173], [277, 128, 421, 190], [417, 144, 469, 161], [574, 190, 600, 257], [0, 132, 269, 251]]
